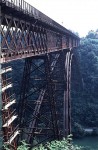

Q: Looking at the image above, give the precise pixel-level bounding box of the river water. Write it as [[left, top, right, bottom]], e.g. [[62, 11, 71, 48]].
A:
[[74, 136, 98, 150]]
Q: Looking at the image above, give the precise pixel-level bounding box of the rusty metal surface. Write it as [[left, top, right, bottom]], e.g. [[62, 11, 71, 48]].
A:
[[1, 67, 18, 149], [0, 0, 79, 63], [0, 49, 75, 149], [0, 0, 79, 38], [18, 55, 60, 146]]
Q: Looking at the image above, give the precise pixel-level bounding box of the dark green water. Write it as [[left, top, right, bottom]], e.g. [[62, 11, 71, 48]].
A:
[[74, 136, 98, 150]]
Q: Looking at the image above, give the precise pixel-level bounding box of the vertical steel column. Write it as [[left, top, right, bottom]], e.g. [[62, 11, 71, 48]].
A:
[[66, 52, 70, 137], [0, 5, 3, 149], [64, 50, 72, 137], [63, 51, 67, 138], [68, 53, 73, 135]]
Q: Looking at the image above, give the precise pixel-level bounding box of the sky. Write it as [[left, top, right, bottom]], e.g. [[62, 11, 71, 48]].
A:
[[25, 0, 98, 37]]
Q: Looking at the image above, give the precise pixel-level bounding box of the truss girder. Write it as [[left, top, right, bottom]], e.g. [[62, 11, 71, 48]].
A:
[[0, 2, 79, 63]]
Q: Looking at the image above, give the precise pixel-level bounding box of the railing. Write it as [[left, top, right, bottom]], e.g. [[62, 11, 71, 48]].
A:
[[2, 0, 39, 16], [1, 0, 79, 39], [1, 0, 52, 24]]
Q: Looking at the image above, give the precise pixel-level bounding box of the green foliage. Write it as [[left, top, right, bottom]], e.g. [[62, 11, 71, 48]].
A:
[[3, 143, 10, 150], [72, 29, 98, 129], [86, 30, 96, 39], [33, 135, 81, 150], [3, 136, 82, 150], [17, 140, 30, 150], [3, 141, 30, 150]]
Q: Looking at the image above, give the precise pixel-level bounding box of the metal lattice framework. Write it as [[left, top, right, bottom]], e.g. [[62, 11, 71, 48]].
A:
[[0, 0, 80, 149], [0, 0, 79, 63], [17, 50, 74, 148]]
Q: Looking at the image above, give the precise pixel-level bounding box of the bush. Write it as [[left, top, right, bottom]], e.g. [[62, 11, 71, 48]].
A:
[[33, 135, 81, 150], [4, 135, 82, 150]]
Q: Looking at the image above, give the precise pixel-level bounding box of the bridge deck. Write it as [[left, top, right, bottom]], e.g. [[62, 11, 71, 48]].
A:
[[0, 0, 80, 63]]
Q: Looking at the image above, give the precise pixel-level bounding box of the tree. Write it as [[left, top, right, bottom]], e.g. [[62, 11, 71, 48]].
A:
[[86, 30, 96, 39]]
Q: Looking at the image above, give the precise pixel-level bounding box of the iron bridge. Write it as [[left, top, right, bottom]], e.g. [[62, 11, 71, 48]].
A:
[[0, 0, 80, 149]]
